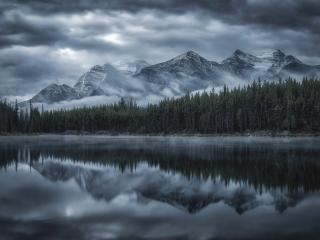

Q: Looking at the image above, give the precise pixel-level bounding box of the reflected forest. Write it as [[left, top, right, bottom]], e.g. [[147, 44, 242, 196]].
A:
[[1, 137, 319, 192]]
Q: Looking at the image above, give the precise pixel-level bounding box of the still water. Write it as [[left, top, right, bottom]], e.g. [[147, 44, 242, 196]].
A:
[[0, 135, 320, 240]]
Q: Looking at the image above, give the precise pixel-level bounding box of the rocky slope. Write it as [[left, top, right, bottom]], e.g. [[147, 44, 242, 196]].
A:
[[23, 84, 80, 105]]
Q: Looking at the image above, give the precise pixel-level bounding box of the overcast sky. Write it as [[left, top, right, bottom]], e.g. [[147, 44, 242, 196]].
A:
[[1, 0, 320, 98]]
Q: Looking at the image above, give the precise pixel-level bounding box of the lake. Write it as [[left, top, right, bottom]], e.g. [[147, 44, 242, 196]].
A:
[[0, 135, 320, 240]]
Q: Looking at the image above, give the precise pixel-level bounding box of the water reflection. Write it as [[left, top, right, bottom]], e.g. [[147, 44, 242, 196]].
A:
[[32, 161, 307, 214], [0, 135, 320, 239]]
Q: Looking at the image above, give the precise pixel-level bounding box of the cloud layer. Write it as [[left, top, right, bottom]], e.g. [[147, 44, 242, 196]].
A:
[[0, 0, 319, 97]]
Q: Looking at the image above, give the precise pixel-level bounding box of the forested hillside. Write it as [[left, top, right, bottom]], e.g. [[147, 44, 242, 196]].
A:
[[0, 100, 19, 133], [1, 78, 320, 134]]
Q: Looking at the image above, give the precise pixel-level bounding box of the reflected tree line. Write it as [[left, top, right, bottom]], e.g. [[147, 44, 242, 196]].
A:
[[1, 78, 320, 134], [1, 143, 319, 192]]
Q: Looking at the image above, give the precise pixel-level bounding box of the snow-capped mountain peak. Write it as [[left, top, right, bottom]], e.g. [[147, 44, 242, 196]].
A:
[[172, 50, 203, 61], [224, 49, 260, 64], [222, 49, 307, 75], [73, 65, 106, 97], [134, 50, 221, 88], [21, 83, 80, 105], [272, 49, 285, 59], [232, 49, 253, 58], [24, 49, 320, 106], [284, 55, 302, 64]]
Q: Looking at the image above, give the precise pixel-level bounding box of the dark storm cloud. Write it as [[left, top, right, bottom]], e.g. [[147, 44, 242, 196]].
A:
[[0, 12, 66, 48], [0, 47, 81, 96], [0, 0, 235, 14], [0, 10, 113, 51], [0, 0, 319, 50], [237, 0, 320, 36], [0, 0, 319, 59], [1, 0, 319, 34]]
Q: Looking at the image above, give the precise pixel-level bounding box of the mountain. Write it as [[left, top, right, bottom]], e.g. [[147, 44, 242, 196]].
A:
[[221, 49, 260, 78], [135, 51, 221, 83], [73, 65, 107, 97], [220, 49, 315, 80], [73, 63, 146, 98], [24, 49, 320, 106], [20, 84, 80, 106], [133, 51, 223, 94], [280, 62, 320, 77]]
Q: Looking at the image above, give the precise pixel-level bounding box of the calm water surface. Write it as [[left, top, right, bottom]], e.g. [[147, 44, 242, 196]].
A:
[[0, 135, 320, 240]]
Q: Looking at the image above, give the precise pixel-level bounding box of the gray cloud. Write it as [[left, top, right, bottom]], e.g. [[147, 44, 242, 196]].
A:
[[0, 47, 81, 96], [1, 0, 319, 34], [0, 0, 319, 98], [0, 12, 66, 48], [0, 0, 235, 14]]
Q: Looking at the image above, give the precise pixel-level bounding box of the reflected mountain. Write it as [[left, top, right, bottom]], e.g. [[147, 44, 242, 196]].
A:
[[32, 160, 306, 214]]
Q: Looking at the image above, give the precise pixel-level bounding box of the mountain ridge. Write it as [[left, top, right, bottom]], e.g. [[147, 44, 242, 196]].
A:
[[22, 49, 320, 106]]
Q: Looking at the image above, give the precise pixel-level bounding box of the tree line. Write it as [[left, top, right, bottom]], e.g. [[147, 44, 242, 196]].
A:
[[1, 78, 320, 134]]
